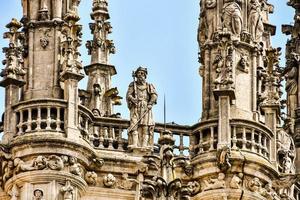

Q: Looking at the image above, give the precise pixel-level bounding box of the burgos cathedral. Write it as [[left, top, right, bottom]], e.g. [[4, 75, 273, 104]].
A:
[[1, 0, 300, 199]]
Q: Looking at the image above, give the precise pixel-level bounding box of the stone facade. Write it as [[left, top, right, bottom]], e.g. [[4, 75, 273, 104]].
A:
[[0, 0, 300, 200]]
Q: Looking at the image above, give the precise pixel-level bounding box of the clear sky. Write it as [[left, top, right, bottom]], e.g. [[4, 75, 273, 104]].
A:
[[0, 0, 295, 126]]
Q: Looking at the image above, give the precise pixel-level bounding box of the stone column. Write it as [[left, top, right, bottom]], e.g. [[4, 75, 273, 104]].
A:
[[261, 105, 278, 165], [214, 90, 235, 149], [0, 78, 25, 144], [60, 72, 84, 139]]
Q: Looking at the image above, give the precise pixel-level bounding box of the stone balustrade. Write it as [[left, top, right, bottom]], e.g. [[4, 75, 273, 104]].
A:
[[230, 119, 272, 160], [193, 120, 218, 155], [14, 99, 67, 136]]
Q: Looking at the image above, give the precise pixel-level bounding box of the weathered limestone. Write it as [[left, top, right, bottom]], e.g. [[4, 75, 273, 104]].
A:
[[0, 0, 300, 200]]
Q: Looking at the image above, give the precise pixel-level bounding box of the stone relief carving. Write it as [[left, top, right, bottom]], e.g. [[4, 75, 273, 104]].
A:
[[69, 157, 83, 177], [213, 32, 234, 89], [237, 54, 249, 73], [229, 173, 243, 189], [222, 0, 243, 38], [116, 173, 138, 190], [14, 155, 65, 174], [126, 67, 158, 149], [85, 171, 98, 186], [249, 0, 264, 42], [260, 183, 280, 200], [33, 189, 45, 200], [39, 28, 51, 49], [103, 173, 116, 188], [60, 18, 83, 75], [60, 181, 74, 200], [203, 173, 226, 191], [247, 177, 262, 194]]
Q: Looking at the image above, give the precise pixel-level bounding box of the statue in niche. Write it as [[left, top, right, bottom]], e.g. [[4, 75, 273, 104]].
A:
[[249, 0, 264, 42], [222, 0, 243, 37], [33, 189, 44, 200], [126, 67, 158, 149], [284, 52, 299, 119], [203, 173, 226, 191], [198, 0, 217, 43]]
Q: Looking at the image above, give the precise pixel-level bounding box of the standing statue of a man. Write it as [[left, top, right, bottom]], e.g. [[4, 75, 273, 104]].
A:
[[126, 67, 158, 149]]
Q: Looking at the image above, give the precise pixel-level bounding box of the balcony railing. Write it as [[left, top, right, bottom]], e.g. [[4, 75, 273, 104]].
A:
[[14, 99, 67, 136]]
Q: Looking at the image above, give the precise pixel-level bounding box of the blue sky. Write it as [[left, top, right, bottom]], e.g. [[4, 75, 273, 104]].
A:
[[0, 0, 294, 125]]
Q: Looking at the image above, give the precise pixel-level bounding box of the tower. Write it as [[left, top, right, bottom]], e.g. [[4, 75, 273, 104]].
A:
[[0, 0, 299, 200]]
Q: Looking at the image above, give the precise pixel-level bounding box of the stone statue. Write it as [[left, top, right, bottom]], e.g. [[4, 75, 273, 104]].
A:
[[126, 67, 158, 149], [69, 157, 82, 177], [222, 0, 243, 37], [249, 0, 264, 42], [285, 53, 299, 119], [198, 0, 217, 43], [248, 177, 262, 193]]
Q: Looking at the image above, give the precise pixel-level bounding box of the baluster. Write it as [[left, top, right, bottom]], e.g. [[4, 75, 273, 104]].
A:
[[179, 134, 184, 156], [17, 110, 23, 135], [117, 127, 124, 150], [264, 137, 268, 158], [108, 127, 114, 149], [232, 126, 237, 150], [26, 108, 32, 132], [209, 127, 214, 151], [258, 132, 262, 155], [56, 107, 62, 132], [199, 130, 203, 154], [36, 107, 41, 131], [251, 129, 255, 152], [242, 127, 247, 150], [99, 126, 104, 148], [46, 107, 51, 130]]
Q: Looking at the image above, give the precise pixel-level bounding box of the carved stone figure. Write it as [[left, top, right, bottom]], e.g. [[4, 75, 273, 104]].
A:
[[117, 173, 138, 190], [222, 0, 243, 37], [229, 173, 243, 189], [203, 173, 226, 191], [277, 129, 295, 173], [103, 173, 116, 188], [14, 157, 37, 173], [198, 0, 217, 43], [60, 181, 74, 200], [285, 53, 299, 119], [69, 157, 82, 177], [238, 54, 249, 73], [9, 184, 19, 200], [249, 0, 264, 42], [126, 67, 158, 149], [248, 177, 262, 193], [47, 155, 64, 170], [85, 171, 98, 186], [260, 183, 279, 200], [2, 160, 14, 183], [33, 189, 44, 200], [217, 146, 231, 171]]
